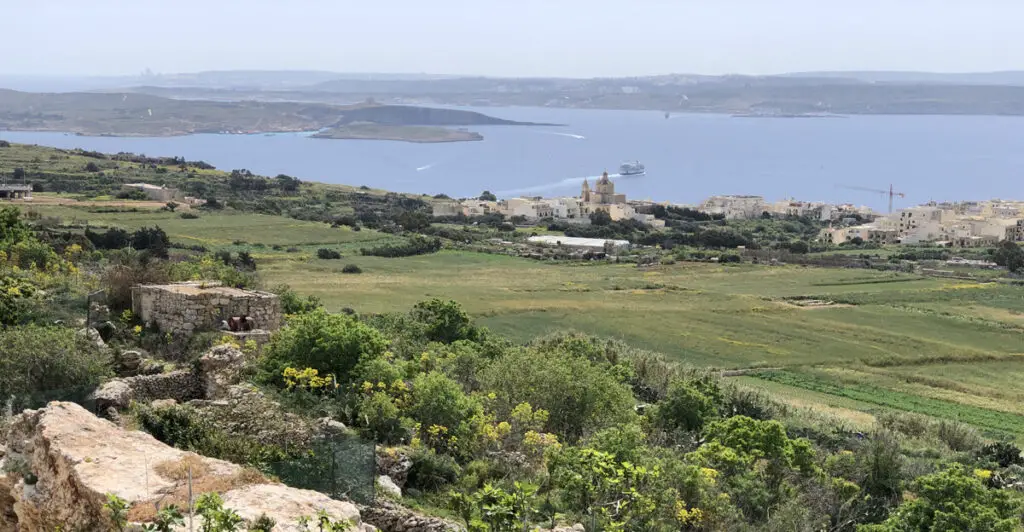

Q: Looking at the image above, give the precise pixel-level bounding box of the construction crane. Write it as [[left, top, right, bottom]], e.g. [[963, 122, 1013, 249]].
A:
[[838, 184, 906, 214]]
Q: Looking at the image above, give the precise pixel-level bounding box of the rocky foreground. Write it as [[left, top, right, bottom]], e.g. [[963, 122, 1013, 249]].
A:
[[0, 401, 368, 531]]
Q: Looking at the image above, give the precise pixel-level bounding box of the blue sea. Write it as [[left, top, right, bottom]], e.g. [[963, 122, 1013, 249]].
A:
[[3, 107, 1024, 211]]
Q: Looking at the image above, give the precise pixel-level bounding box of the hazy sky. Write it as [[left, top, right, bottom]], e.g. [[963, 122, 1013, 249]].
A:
[[6, 0, 1024, 77]]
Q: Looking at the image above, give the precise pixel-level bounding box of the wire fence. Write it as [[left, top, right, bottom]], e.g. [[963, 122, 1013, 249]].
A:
[[267, 432, 377, 505]]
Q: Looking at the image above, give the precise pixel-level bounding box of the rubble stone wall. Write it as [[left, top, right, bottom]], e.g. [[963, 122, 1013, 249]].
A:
[[131, 282, 282, 335], [92, 370, 202, 412]]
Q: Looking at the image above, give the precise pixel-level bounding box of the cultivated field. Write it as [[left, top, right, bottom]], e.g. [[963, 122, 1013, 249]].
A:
[[18, 201, 1024, 438]]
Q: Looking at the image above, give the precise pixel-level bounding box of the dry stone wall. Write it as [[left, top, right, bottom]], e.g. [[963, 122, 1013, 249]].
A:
[[132, 281, 282, 336]]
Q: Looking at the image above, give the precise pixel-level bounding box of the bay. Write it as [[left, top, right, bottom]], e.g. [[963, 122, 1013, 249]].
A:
[[3, 107, 1024, 211]]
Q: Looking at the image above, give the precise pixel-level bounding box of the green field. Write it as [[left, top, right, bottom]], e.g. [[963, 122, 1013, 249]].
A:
[[25, 204, 403, 251], [255, 247, 1024, 436], [21, 201, 1024, 437]]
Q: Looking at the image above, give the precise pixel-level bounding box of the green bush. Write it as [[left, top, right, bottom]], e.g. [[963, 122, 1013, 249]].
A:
[[0, 325, 112, 404], [356, 391, 409, 444], [316, 248, 342, 260], [406, 448, 460, 492], [655, 380, 716, 432], [271, 284, 323, 315], [482, 346, 635, 442], [411, 299, 476, 344], [408, 371, 484, 456], [860, 467, 1020, 532], [132, 402, 290, 467], [341, 264, 362, 274], [259, 309, 389, 386]]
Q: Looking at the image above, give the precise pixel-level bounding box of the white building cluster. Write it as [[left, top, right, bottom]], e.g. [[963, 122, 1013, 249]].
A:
[[432, 172, 666, 228], [820, 200, 1024, 247], [697, 195, 874, 221]]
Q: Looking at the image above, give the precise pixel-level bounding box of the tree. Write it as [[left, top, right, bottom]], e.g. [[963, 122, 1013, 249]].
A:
[[165, 201, 179, 212], [84, 162, 101, 172], [479, 191, 497, 201], [12, 167, 25, 180], [656, 381, 716, 432], [589, 209, 612, 226], [275, 174, 300, 193], [859, 467, 1019, 532], [993, 240, 1024, 273], [788, 240, 810, 254], [411, 299, 476, 344]]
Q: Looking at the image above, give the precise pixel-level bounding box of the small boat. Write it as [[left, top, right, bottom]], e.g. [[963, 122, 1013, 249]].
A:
[[619, 161, 646, 176]]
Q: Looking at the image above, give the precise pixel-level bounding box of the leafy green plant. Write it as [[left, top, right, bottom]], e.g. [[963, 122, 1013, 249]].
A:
[[247, 513, 276, 531], [103, 493, 129, 532], [296, 509, 353, 531], [142, 505, 185, 532], [196, 493, 244, 532]]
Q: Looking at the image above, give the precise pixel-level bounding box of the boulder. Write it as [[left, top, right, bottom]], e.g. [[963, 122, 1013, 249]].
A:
[[0, 402, 368, 531], [317, 417, 349, 437], [377, 475, 402, 499], [119, 350, 143, 371], [75, 327, 106, 349], [376, 448, 413, 489], [91, 378, 135, 411]]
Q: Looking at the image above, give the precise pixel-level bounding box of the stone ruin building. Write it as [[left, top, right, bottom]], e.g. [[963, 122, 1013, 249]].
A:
[[131, 281, 282, 342]]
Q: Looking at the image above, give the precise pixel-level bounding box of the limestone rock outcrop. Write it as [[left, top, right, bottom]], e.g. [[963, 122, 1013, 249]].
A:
[[0, 402, 366, 531]]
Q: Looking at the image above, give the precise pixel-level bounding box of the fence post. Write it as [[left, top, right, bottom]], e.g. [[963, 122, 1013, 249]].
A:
[[188, 466, 194, 532], [330, 441, 337, 498]]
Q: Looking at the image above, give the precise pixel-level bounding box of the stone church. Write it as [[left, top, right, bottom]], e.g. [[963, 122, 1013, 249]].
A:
[[581, 172, 627, 207]]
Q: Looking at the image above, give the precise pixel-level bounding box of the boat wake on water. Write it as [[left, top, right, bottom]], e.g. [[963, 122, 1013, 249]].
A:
[[532, 130, 586, 140], [496, 173, 623, 197]]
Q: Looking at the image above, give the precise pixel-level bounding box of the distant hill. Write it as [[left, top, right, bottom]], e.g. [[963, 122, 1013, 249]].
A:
[[781, 71, 1024, 86], [0, 90, 541, 137], [332, 104, 551, 127]]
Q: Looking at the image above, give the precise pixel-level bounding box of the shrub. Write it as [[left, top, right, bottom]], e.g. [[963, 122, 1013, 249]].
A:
[[410, 299, 476, 344], [259, 309, 389, 386], [406, 448, 460, 492], [0, 325, 113, 406], [361, 236, 442, 258], [656, 381, 715, 432], [316, 248, 342, 260], [861, 467, 1020, 532], [179, 212, 199, 219], [482, 346, 635, 442], [357, 391, 409, 444], [100, 250, 171, 311], [342, 264, 362, 274], [272, 284, 323, 314], [408, 371, 484, 456], [132, 402, 289, 467]]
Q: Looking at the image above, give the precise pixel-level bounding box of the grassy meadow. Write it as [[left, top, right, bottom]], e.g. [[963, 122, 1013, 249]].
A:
[[16, 198, 1024, 439]]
